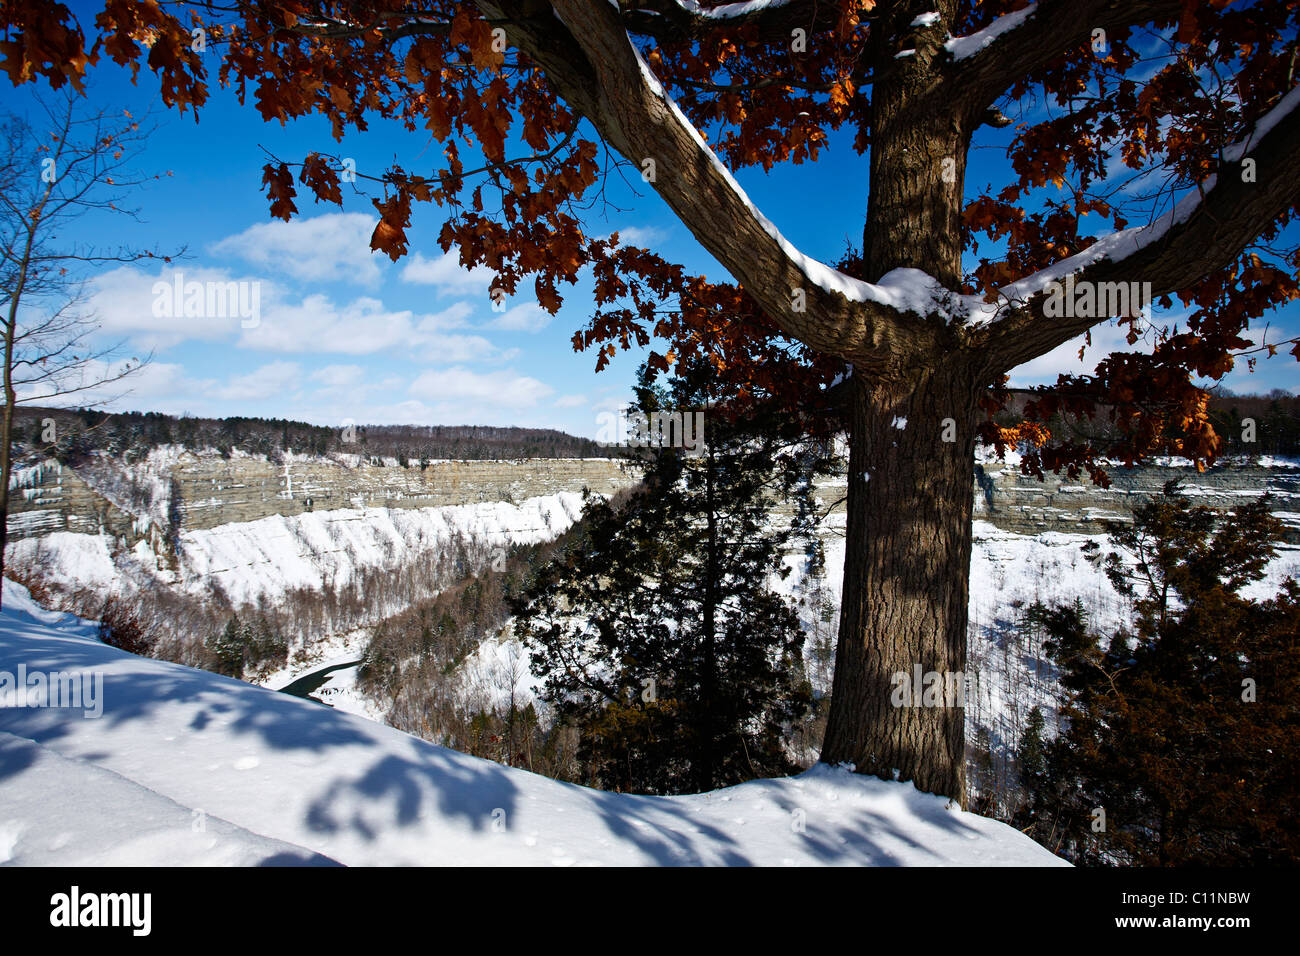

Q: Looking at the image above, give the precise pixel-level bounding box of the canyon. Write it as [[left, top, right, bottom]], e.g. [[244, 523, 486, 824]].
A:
[[8, 447, 1298, 553]]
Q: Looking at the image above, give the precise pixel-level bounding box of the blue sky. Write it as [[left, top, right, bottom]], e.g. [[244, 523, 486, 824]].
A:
[[8, 8, 1298, 439]]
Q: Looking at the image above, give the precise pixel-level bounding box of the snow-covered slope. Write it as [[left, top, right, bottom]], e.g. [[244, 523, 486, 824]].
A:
[[0, 581, 1063, 867], [7, 492, 588, 608]]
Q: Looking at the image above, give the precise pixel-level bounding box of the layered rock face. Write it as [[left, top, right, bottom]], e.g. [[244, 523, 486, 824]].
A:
[[795, 459, 1300, 543], [7, 463, 141, 540], [972, 460, 1300, 541], [7, 451, 1298, 547], [168, 456, 639, 531], [6, 454, 642, 545]]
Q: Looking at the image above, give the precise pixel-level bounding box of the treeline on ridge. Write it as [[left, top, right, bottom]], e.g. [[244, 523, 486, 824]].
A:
[[10, 405, 604, 465], [993, 387, 1300, 458]]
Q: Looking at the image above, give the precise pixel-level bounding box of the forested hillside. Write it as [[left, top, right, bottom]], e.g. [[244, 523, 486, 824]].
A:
[[10, 406, 605, 465], [991, 388, 1300, 460]]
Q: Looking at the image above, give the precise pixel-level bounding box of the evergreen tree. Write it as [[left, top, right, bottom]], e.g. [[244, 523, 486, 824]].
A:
[[511, 355, 834, 795], [247, 615, 289, 671], [206, 615, 246, 678], [1024, 482, 1300, 864], [1016, 706, 1047, 805]]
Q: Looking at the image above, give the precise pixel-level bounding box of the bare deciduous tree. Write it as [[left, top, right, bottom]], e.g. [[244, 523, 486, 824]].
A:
[[0, 91, 169, 605]]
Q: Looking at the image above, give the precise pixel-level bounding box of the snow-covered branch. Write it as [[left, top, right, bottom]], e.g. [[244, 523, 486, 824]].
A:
[[996, 85, 1300, 314], [530, 0, 945, 366], [673, 0, 794, 19], [974, 84, 1300, 371], [946, 1, 1185, 125], [615, 0, 840, 44], [943, 2, 1037, 62]]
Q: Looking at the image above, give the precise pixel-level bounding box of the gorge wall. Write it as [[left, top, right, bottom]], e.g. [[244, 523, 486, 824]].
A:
[[7, 450, 1299, 552], [972, 458, 1300, 541], [792, 457, 1300, 543], [7, 453, 641, 548]]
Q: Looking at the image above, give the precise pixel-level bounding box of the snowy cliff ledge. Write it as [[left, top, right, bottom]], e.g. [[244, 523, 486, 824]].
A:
[[0, 581, 1064, 867]]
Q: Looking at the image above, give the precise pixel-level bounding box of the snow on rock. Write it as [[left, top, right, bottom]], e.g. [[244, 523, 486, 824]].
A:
[[6, 532, 121, 593], [172, 493, 585, 606], [0, 580, 1064, 867], [75, 446, 185, 530]]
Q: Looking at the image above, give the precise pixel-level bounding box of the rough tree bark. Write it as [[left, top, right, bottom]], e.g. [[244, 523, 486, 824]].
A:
[[821, 369, 983, 798]]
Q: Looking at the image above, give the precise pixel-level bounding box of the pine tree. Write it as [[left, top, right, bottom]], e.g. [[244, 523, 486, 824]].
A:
[[511, 355, 834, 795], [1016, 707, 1047, 803], [1026, 483, 1300, 864], [247, 615, 289, 672], [206, 615, 246, 679]]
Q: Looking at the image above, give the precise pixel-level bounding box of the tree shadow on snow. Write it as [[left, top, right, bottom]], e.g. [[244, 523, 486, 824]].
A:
[[0, 621, 521, 855], [302, 747, 520, 845]]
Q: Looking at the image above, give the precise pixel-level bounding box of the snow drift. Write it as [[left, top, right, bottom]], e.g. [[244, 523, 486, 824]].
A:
[[0, 580, 1064, 867]]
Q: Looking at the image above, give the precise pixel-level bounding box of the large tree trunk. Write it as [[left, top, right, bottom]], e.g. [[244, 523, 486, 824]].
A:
[[817, 15, 981, 800], [819, 366, 980, 804]]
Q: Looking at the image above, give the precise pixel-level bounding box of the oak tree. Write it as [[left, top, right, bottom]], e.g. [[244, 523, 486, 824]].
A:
[[8, 0, 1300, 801]]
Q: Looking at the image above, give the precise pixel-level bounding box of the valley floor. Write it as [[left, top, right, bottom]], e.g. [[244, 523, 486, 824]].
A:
[[0, 580, 1063, 867]]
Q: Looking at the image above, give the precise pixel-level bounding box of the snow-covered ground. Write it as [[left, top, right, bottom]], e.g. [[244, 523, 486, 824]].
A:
[[0, 580, 1063, 867]]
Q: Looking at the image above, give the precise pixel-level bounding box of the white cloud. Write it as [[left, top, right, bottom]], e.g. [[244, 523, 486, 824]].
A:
[[239, 295, 510, 363], [310, 364, 366, 388], [89, 265, 257, 350], [211, 213, 385, 286], [408, 367, 554, 407], [400, 250, 496, 296], [239, 294, 420, 355], [14, 358, 200, 408], [214, 361, 303, 402], [490, 302, 551, 333], [19, 358, 618, 435], [614, 225, 669, 247], [417, 333, 517, 364], [415, 302, 475, 332], [1008, 319, 1158, 387], [87, 263, 522, 366]]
